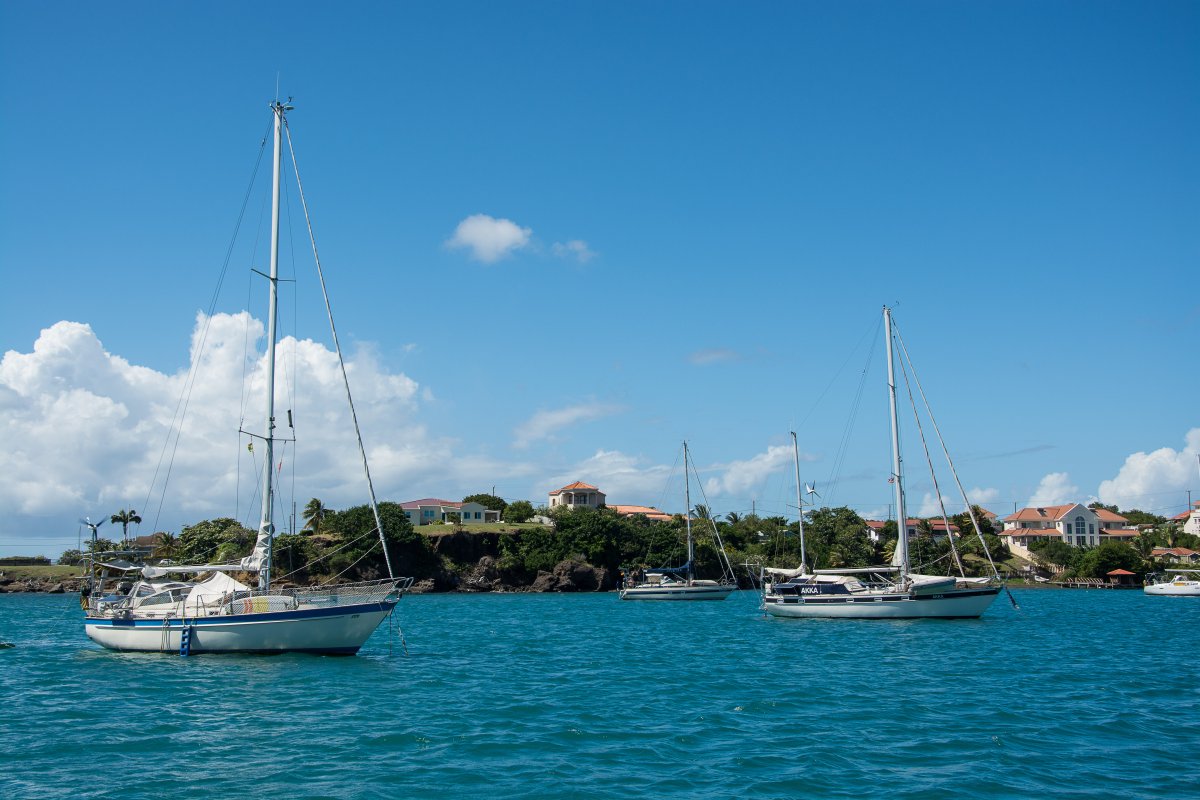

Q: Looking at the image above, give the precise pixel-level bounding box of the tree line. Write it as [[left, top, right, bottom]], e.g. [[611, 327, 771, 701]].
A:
[[58, 494, 1189, 587]]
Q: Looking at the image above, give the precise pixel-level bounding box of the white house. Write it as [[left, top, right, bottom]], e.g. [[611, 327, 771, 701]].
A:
[[548, 481, 606, 510], [1172, 502, 1200, 536], [1000, 503, 1135, 559], [399, 498, 500, 526]]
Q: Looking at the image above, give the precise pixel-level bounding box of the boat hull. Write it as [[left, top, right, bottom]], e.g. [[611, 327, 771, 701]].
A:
[[84, 599, 398, 655], [620, 584, 734, 601], [1144, 583, 1200, 596], [763, 587, 1000, 619]]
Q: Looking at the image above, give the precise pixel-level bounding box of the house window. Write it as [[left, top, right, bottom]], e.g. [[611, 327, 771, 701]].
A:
[[1066, 523, 1072, 535], [1075, 516, 1085, 537], [1089, 524, 1094, 535], [1076, 536, 1086, 546], [423, 510, 433, 518]]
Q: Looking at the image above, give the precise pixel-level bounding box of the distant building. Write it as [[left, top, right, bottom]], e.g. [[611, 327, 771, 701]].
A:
[[610, 504, 673, 522], [1172, 502, 1200, 536], [1151, 547, 1200, 565], [863, 518, 964, 543], [1000, 503, 1136, 558], [548, 481, 606, 510], [399, 498, 500, 526]]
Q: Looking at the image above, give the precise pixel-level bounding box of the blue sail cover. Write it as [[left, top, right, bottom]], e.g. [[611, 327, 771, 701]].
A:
[[646, 562, 691, 576]]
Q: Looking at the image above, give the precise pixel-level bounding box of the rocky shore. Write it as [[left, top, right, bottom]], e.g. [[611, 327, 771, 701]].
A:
[[0, 555, 618, 595]]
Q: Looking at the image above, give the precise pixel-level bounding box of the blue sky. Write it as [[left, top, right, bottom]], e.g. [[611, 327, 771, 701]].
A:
[[1, 1, 1197, 557]]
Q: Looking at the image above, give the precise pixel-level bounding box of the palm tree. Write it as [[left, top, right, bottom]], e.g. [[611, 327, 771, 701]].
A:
[[110, 508, 142, 545], [692, 504, 711, 521], [153, 532, 178, 562], [303, 498, 328, 535], [725, 512, 742, 525]]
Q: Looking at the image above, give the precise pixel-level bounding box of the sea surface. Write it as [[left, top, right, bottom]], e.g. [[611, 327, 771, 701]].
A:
[[1, 588, 1197, 799]]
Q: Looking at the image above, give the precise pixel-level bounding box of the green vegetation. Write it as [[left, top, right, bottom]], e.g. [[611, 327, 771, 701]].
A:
[[0, 564, 81, 582]]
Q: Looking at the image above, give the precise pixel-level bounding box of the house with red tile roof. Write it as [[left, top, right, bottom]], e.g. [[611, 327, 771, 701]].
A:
[[863, 518, 961, 543], [1000, 503, 1136, 558], [1151, 547, 1200, 565], [609, 504, 674, 522], [1171, 502, 1200, 535], [548, 481, 606, 510]]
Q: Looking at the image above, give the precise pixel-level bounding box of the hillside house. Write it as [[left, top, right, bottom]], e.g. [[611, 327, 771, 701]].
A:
[[1000, 503, 1136, 559], [548, 481, 606, 510], [399, 498, 500, 526]]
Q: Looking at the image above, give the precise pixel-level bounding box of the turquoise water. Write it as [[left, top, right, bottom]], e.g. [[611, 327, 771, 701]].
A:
[[2, 589, 1197, 799]]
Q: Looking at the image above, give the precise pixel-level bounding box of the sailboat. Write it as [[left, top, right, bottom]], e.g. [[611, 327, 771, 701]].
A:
[[761, 306, 1002, 619], [1144, 570, 1200, 596], [620, 442, 737, 600], [82, 100, 412, 655]]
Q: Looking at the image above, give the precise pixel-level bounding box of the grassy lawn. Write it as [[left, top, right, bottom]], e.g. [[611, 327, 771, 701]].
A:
[[0, 565, 83, 581]]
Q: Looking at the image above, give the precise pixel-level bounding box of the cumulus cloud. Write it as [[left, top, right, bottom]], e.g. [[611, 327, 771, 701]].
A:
[[916, 487, 1000, 517], [551, 239, 596, 263], [446, 214, 532, 263], [1098, 428, 1200, 510], [512, 402, 624, 449], [1028, 472, 1079, 507], [540, 449, 675, 507], [0, 315, 485, 551], [703, 444, 794, 497], [688, 348, 741, 366]]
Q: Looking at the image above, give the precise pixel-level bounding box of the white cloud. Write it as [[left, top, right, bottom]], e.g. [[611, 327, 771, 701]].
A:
[[1098, 428, 1200, 510], [446, 214, 532, 263], [540, 449, 674, 507], [512, 402, 624, 449], [0, 315, 516, 552], [688, 348, 741, 366], [551, 239, 596, 263], [704, 444, 794, 497], [916, 487, 1000, 517], [1028, 472, 1079, 507]]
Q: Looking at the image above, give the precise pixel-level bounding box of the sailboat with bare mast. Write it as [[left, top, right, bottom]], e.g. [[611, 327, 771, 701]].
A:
[[620, 442, 737, 600], [82, 100, 412, 654], [762, 306, 1002, 619]]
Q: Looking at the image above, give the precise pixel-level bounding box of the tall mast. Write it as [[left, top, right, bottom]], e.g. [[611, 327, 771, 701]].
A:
[[256, 100, 289, 590], [684, 441, 694, 581], [791, 431, 807, 571], [884, 305, 908, 576]]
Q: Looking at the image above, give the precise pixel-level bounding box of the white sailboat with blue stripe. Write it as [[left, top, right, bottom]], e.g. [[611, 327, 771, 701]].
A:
[[620, 442, 737, 601], [82, 100, 411, 655], [762, 306, 1003, 620]]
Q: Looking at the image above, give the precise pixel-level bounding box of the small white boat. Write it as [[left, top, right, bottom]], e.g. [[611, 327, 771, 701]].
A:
[[620, 442, 736, 601], [82, 100, 412, 655], [1144, 570, 1200, 596]]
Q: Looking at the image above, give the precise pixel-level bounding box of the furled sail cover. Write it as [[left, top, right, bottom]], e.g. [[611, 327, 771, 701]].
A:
[[765, 566, 809, 579], [240, 522, 273, 573], [184, 571, 251, 615]]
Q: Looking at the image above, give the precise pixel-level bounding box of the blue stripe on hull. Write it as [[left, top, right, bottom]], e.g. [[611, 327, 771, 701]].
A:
[[84, 599, 396, 629]]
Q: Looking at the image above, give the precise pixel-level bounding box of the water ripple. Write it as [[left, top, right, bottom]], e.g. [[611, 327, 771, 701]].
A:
[[2, 589, 1199, 798]]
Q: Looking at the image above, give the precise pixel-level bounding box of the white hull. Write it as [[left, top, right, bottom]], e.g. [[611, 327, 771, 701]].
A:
[[620, 582, 734, 601], [85, 600, 397, 655], [763, 587, 1000, 619], [1144, 582, 1200, 596]]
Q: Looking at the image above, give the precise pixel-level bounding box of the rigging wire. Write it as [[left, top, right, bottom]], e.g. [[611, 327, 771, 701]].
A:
[[894, 326, 1003, 580], [822, 316, 883, 506], [894, 335, 965, 577], [283, 117, 397, 582], [143, 119, 272, 534]]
